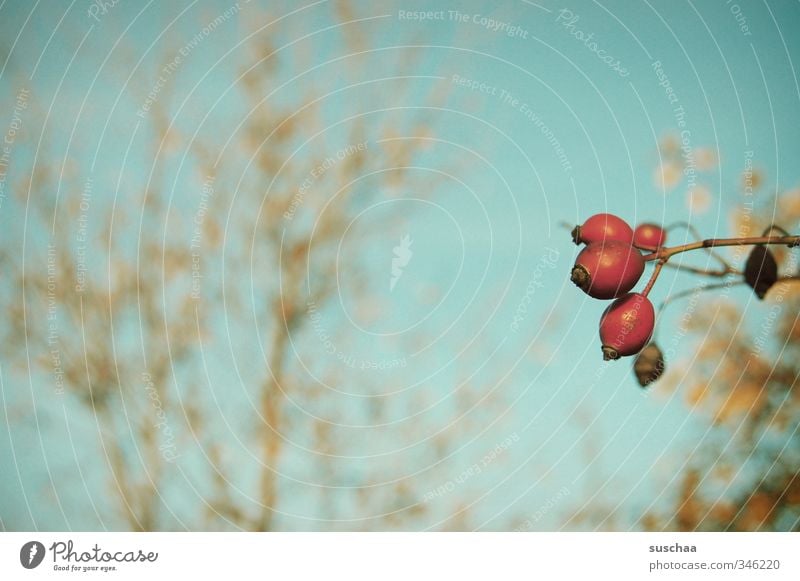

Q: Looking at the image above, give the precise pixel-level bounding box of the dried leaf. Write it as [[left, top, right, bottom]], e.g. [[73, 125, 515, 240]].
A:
[[633, 343, 665, 387], [744, 245, 778, 299]]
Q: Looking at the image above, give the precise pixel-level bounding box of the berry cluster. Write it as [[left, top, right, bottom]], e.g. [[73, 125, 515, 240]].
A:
[[568, 213, 800, 387], [570, 214, 664, 362]]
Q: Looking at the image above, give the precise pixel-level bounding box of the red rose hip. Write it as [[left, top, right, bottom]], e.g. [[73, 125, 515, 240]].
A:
[[572, 213, 634, 245], [633, 223, 667, 250], [598, 293, 655, 360], [571, 241, 645, 299]]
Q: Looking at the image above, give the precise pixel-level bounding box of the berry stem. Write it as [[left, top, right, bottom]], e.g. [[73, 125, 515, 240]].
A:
[[641, 259, 666, 298], [642, 235, 799, 262]]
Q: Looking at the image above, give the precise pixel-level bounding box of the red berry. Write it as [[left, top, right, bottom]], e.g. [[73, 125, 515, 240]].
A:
[[571, 241, 645, 299], [571, 213, 634, 245], [633, 223, 667, 250], [598, 293, 655, 360]]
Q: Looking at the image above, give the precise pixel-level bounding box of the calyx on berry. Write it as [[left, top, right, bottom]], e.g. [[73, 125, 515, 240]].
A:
[[598, 293, 655, 360], [571, 241, 645, 299], [571, 213, 634, 246]]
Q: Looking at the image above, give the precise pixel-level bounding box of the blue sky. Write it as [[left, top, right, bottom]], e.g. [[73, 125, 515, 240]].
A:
[[1, 0, 799, 530]]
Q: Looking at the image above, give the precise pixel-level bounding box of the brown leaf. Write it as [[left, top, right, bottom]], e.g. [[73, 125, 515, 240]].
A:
[[744, 245, 778, 299], [633, 343, 665, 387]]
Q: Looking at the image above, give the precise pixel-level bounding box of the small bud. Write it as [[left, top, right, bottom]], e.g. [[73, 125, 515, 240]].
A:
[[633, 343, 665, 387], [744, 245, 778, 300]]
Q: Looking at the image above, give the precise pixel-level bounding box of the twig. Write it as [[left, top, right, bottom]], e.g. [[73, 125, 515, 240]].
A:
[[658, 275, 800, 312], [643, 235, 800, 262], [662, 261, 742, 278], [642, 260, 666, 298], [761, 224, 793, 237], [658, 281, 742, 312], [665, 221, 734, 270]]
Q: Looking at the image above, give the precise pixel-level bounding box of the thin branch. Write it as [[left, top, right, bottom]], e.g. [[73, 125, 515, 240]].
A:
[[662, 261, 742, 278], [658, 281, 742, 312], [658, 275, 800, 312], [665, 221, 734, 270], [761, 224, 793, 237], [643, 235, 800, 262], [642, 260, 666, 298]]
